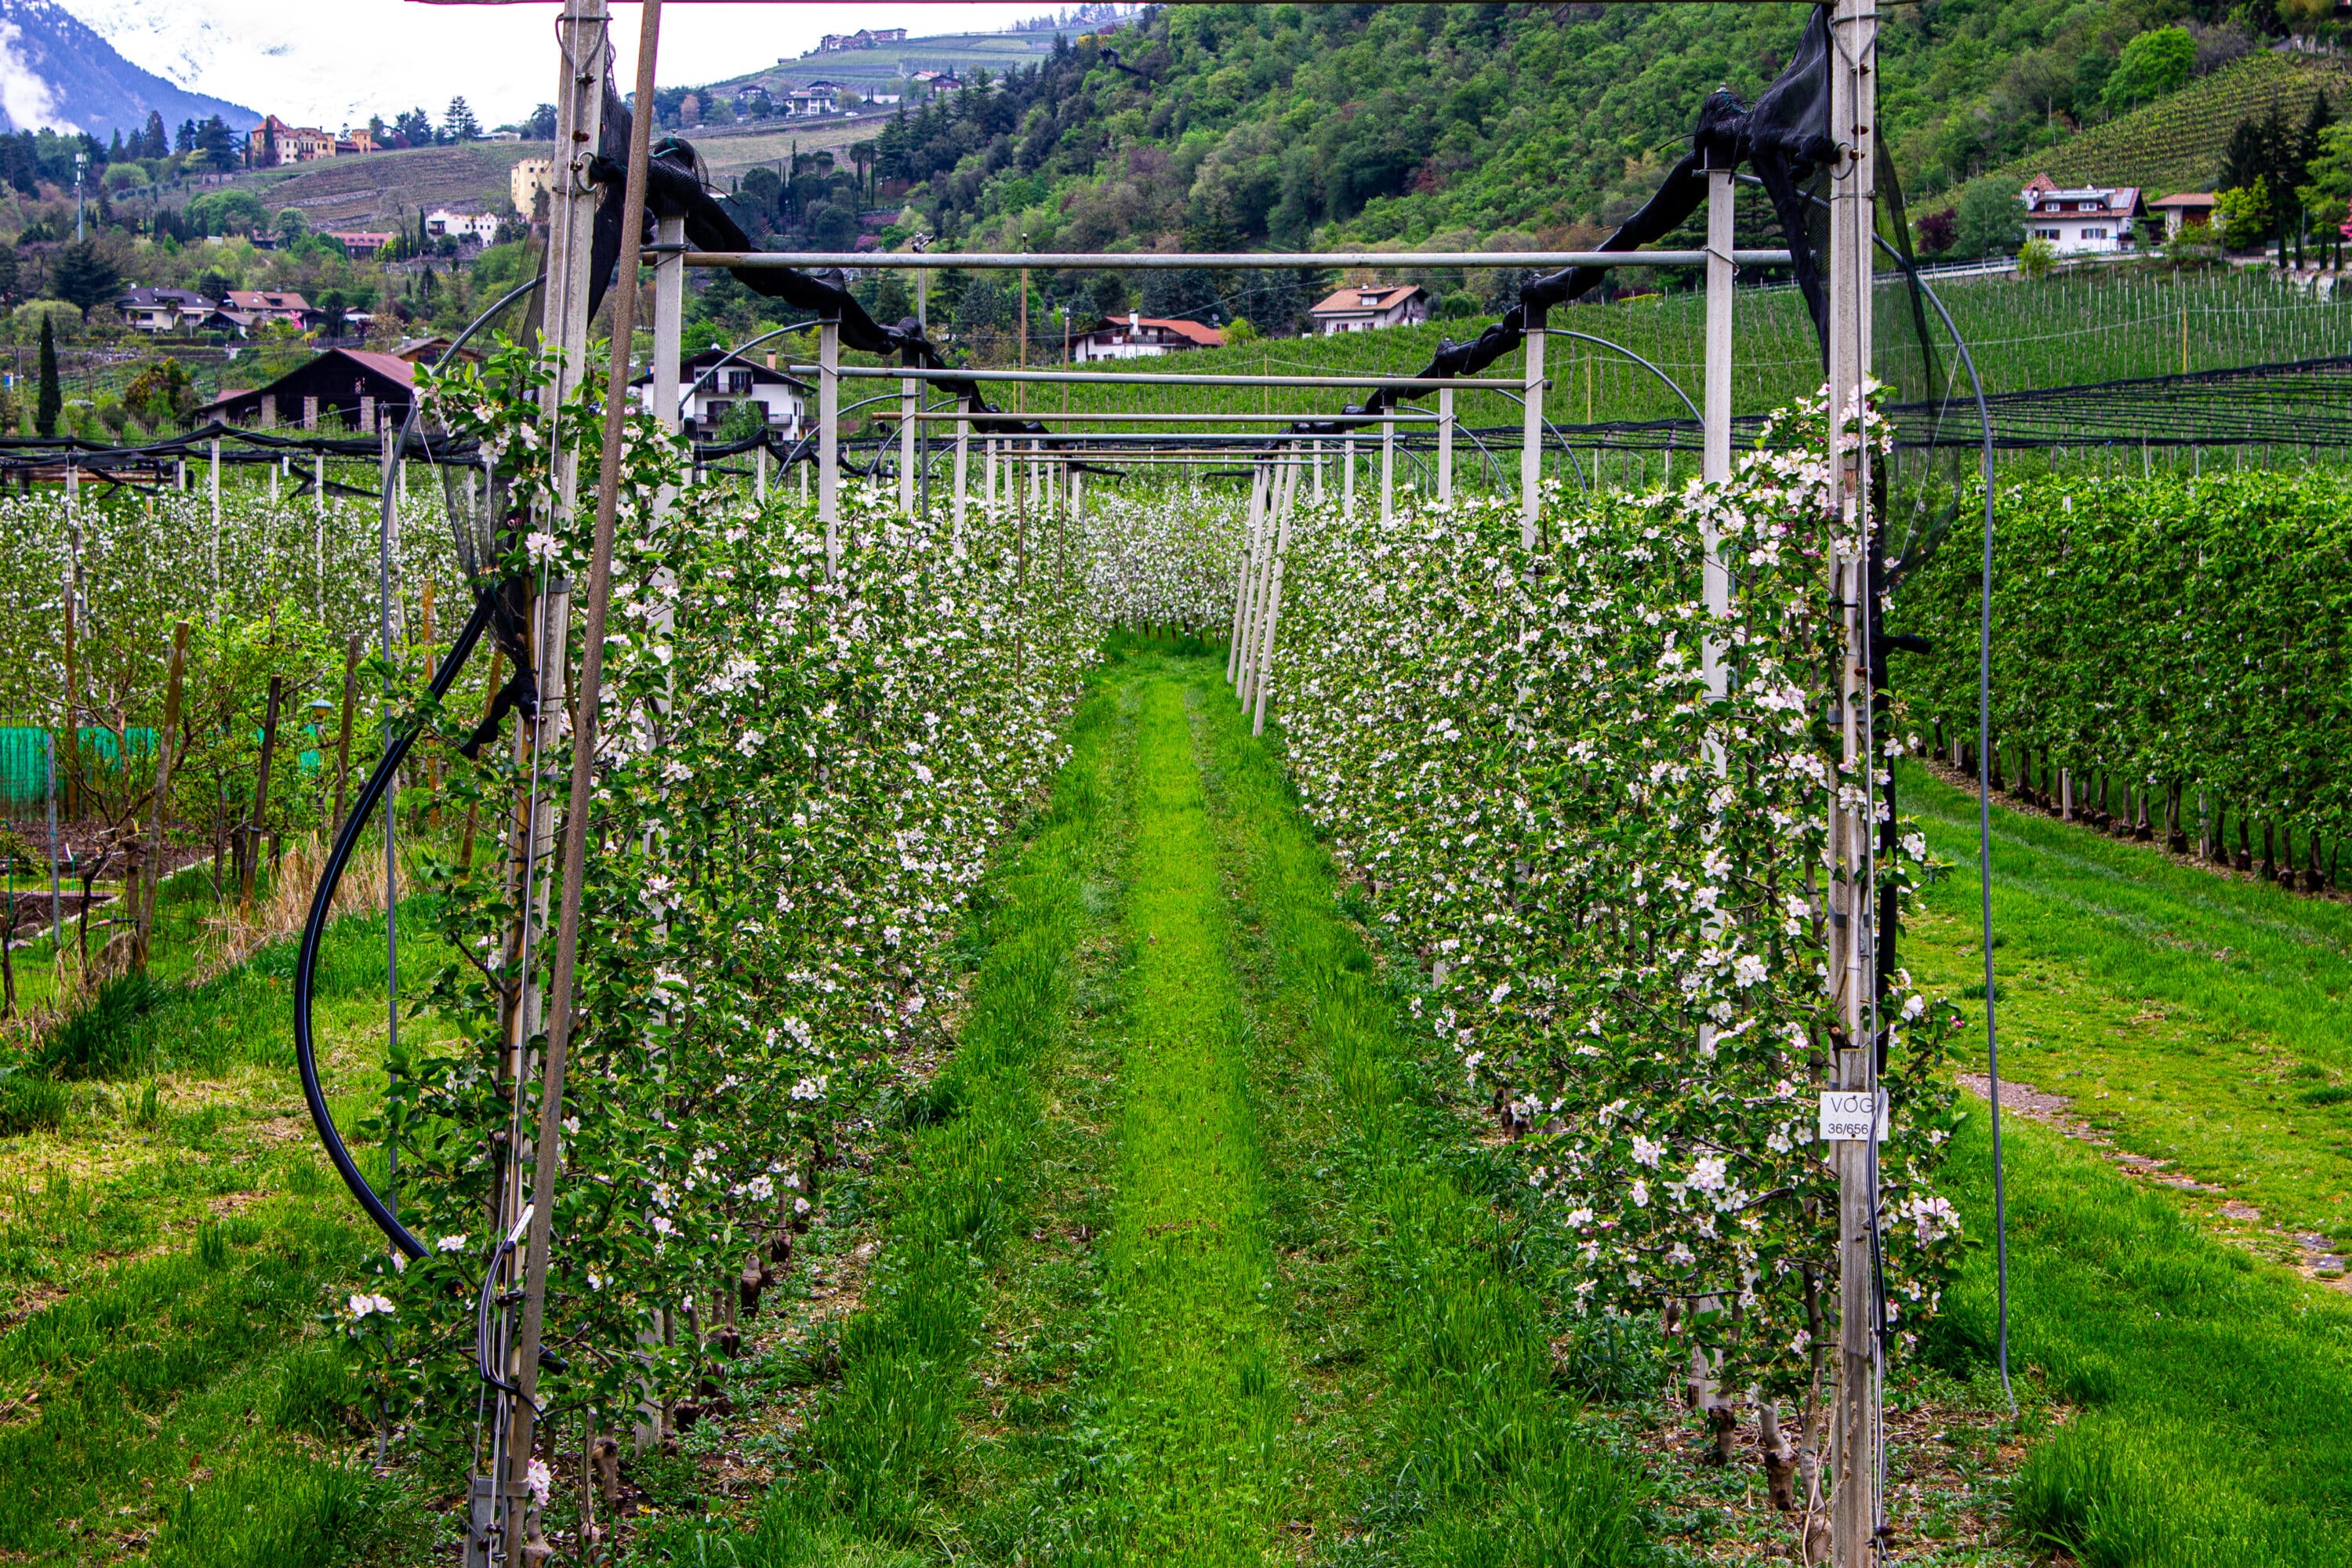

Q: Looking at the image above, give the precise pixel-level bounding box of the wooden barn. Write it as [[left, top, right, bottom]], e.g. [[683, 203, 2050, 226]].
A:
[[200, 347, 418, 432]]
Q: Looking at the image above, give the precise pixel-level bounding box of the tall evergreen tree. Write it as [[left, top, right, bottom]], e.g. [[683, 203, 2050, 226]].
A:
[[442, 97, 483, 143], [34, 315, 60, 437], [49, 241, 120, 312], [142, 111, 167, 159], [196, 115, 235, 171]]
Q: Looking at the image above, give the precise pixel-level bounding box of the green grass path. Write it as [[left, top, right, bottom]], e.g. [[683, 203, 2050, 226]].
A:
[[1085, 677, 1299, 1562]]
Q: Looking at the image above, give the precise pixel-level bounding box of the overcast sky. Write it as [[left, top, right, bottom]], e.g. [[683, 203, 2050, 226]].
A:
[[60, 2, 1049, 131]]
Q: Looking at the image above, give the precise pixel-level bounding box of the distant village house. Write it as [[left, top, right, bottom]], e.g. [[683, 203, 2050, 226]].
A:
[[223, 289, 316, 332], [787, 83, 843, 117], [1308, 283, 1430, 336], [426, 209, 502, 244], [200, 347, 418, 432], [323, 230, 397, 260], [510, 158, 555, 219], [630, 349, 810, 435], [2149, 192, 2219, 240], [114, 287, 233, 336], [246, 115, 378, 166], [813, 27, 907, 53], [2018, 175, 2147, 256], [1069, 313, 1225, 361]]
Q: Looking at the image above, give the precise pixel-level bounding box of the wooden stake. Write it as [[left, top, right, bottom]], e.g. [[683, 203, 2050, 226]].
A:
[[332, 634, 360, 834], [241, 675, 285, 914], [136, 621, 190, 968]]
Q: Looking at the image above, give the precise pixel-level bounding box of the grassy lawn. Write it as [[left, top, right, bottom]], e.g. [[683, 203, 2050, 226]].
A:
[[0, 868, 452, 1563], [1902, 760, 2352, 1565], [1898, 760, 2352, 1263], [22, 678, 2352, 1568]]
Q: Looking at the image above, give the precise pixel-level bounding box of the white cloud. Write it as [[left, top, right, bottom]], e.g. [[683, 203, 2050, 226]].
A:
[[0, 19, 75, 132], [56, 2, 1047, 129]]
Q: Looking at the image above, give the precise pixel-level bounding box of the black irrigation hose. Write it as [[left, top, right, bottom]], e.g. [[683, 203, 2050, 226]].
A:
[[294, 588, 494, 1262]]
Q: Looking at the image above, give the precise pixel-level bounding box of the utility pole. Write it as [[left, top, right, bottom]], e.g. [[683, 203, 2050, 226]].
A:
[[1823, 4, 1882, 1567], [74, 150, 86, 241]]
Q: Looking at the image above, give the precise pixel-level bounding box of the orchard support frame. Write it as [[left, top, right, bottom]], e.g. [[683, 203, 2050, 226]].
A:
[[337, 3, 1898, 1562]]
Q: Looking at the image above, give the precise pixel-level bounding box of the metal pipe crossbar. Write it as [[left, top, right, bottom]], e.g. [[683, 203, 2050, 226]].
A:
[[796, 365, 1534, 390], [886, 410, 1440, 424], [685, 249, 1795, 270]]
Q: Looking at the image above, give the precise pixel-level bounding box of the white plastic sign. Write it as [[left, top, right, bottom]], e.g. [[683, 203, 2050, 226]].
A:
[[1817, 1089, 1889, 1144]]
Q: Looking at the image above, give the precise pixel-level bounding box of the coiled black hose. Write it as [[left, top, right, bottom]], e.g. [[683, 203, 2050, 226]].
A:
[[294, 588, 495, 1261]]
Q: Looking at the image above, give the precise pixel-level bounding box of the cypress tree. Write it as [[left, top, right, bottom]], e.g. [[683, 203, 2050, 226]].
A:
[[34, 314, 60, 437]]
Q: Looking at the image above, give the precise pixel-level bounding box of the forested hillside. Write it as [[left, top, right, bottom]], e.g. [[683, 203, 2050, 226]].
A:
[[763, 2, 2338, 263]]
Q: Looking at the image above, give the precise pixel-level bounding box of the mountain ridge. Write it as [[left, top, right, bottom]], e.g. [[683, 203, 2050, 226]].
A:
[[0, 0, 255, 138]]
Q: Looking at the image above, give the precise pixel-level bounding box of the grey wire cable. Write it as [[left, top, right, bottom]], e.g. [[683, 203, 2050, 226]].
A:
[[1903, 272, 2015, 1411]]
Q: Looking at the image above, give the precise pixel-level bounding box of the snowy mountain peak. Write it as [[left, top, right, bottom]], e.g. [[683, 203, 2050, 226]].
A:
[[0, 0, 254, 137]]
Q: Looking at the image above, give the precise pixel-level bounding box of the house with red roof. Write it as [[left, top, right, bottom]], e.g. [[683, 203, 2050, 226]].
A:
[[2020, 175, 2147, 256], [1308, 283, 1429, 336], [198, 347, 416, 432], [1069, 312, 1225, 361]]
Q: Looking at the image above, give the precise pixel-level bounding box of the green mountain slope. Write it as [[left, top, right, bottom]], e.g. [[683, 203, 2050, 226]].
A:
[[815, 2, 2336, 258], [1991, 48, 2351, 194]]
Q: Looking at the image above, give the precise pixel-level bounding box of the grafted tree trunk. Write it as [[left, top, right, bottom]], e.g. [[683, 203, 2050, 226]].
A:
[[1760, 1398, 1798, 1510]]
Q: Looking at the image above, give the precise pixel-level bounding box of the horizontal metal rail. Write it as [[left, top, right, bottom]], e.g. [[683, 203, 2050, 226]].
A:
[[884, 409, 1438, 423], [796, 365, 1538, 390], [909, 430, 1410, 445], [686, 249, 1795, 271]]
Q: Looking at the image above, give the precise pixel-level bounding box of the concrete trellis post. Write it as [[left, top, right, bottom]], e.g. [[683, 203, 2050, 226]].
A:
[[1237, 464, 1270, 706], [1250, 452, 1298, 734], [818, 318, 840, 580], [952, 396, 971, 544], [1437, 387, 1454, 503], [1227, 463, 1265, 686], [898, 370, 918, 517], [652, 216, 685, 437], [1822, 3, 1882, 1563], [1342, 436, 1356, 519], [1521, 307, 1547, 548], [1380, 415, 1395, 524], [1703, 163, 1735, 683]]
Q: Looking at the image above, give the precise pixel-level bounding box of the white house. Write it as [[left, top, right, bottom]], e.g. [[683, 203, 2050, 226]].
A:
[[2148, 191, 2220, 240], [787, 83, 843, 117], [1069, 312, 1225, 361], [425, 209, 502, 244], [2019, 176, 2147, 256], [1308, 283, 1430, 335], [114, 286, 219, 335], [633, 348, 810, 435]]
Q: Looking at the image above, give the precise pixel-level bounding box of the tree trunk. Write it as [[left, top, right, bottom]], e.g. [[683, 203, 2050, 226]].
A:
[[1760, 1399, 1798, 1510], [2236, 812, 2252, 872], [2262, 819, 2277, 881]]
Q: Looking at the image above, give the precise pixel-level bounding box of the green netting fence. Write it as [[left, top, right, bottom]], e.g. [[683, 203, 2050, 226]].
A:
[[0, 726, 159, 812]]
